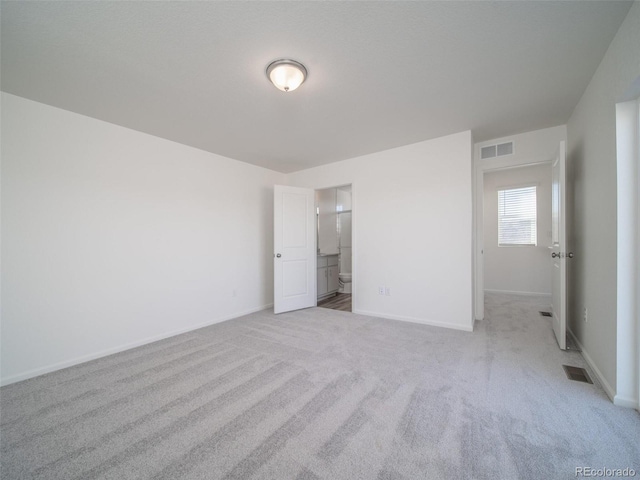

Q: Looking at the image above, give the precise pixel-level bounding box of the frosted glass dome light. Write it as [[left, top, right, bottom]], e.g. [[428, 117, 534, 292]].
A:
[[266, 59, 307, 92]]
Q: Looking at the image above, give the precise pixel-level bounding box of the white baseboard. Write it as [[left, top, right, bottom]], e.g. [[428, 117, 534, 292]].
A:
[[0, 303, 273, 387], [613, 394, 639, 409], [353, 309, 473, 332], [566, 328, 618, 404], [484, 289, 551, 298]]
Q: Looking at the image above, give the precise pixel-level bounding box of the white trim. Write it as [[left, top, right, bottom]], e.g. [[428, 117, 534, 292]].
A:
[[637, 97, 640, 413], [0, 303, 273, 387], [484, 289, 551, 298], [567, 328, 620, 405], [615, 97, 640, 412], [495, 180, 540, 191], [354, 309, 474, 332], [613, 394, 639, 409], [473, 150, 484, 320]]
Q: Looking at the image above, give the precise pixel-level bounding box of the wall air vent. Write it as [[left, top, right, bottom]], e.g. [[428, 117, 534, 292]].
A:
[[497, 142, 513, 156], [481, 141, 514, 160], [481, 145, 496, 159]]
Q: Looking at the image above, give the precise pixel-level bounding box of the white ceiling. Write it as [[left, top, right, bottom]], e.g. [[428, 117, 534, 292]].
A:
[[1, 1, 633, 173]]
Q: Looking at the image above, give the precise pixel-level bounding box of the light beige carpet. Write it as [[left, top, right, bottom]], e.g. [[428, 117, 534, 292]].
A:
[[1, 293, 639, 479]]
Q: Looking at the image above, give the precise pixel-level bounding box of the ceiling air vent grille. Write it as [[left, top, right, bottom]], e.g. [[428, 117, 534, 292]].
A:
[[481, 141, 514, 159]]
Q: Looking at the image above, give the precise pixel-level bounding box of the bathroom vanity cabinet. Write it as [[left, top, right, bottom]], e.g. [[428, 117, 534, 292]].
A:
[[317, 254, 339, 300]]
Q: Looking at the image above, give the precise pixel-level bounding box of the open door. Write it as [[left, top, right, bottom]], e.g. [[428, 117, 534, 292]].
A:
[[551, 141, 567, 350], [274, 185, 316, 314]]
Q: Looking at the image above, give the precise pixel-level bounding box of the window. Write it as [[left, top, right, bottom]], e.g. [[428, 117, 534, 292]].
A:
[[498, 186, 537, 246]]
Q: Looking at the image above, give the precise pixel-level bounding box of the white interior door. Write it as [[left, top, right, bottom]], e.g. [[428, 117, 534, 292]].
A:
[[551, 141, 567, 350], [274, 185, 316, 314]]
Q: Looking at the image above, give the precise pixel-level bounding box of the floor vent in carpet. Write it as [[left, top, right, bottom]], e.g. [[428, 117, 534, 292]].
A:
[[563, 365, 593, 384], [565, 335, 581, 352], [539, 311, 552, 317]]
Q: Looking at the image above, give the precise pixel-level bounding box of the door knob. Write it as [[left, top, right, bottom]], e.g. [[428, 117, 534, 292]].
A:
[[275, 253, 281, 258], [567, 252, 574, 258], [551, 252, 558, 258]]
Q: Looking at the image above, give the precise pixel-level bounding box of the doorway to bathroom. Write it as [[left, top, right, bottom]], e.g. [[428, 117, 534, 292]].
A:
[[316, 185, 352, 312]]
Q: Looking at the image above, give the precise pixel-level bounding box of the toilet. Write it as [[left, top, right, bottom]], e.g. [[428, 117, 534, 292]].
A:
[[338, 244, 352, 294], [339, 273, 352, 294]]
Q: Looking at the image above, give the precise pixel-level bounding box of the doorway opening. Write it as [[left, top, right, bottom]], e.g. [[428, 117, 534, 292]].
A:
[[474, 137, 566, 350], [316, 185, 352, 312], [481, 163, 553, 300]]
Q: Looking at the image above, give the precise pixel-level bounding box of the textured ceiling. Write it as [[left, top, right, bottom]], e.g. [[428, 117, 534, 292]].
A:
[[1, 1, 633, 173]]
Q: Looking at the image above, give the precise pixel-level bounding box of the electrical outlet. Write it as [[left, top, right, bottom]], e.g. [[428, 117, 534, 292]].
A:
[[385, 287, 391, 296], [583, 307, 588, 322], [378, 286, 385, 295]]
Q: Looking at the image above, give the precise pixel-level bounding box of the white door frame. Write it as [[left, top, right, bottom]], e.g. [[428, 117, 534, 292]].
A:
[[615, 97, 640, 409], [550, 141, 567, 350], [473, 145, 552, 320]]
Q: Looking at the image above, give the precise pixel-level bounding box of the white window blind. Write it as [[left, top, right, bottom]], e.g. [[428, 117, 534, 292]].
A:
[[498, 186, 537, 246]]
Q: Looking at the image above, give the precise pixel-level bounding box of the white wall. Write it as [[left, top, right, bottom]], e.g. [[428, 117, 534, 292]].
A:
[[566, 2, 640, 406], [483, 163, 552, 296], [1, 93, 284, 385], [337, 187, 353, 275], [336, 186, 352, 212], [316, 188, 338, 254], [287, 131, 474, 331], [475, 126, 568, 170]]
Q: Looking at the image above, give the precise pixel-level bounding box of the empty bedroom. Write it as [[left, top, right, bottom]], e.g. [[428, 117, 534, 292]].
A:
[[1, 1, 639, 479]]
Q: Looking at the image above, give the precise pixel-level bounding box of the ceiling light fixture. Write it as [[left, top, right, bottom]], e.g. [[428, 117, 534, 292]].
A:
[[266, 59, 307, 92]]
